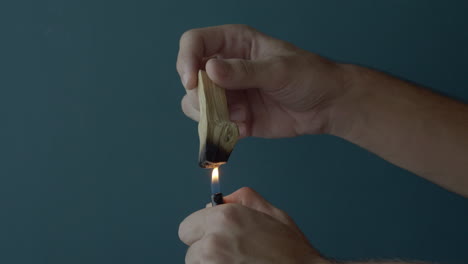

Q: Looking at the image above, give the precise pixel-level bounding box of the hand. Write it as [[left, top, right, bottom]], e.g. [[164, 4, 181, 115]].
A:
[[179, 187, 329, 264], [176, 24, 350, 138]]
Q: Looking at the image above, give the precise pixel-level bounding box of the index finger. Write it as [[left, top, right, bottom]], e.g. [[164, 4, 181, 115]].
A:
[[176, 24, 258, 90]]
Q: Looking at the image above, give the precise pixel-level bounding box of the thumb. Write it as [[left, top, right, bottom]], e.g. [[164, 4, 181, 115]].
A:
[[205, 58, 279, 90], [223, 187, 274, 214], [223, 187, 296, 229], [224, 187, 308, 240]]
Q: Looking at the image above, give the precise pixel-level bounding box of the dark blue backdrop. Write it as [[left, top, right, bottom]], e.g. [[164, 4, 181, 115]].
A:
[[1, 1, 467, 263]]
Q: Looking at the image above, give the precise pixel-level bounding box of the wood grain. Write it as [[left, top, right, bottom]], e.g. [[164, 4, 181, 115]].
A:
[[198, 70, 239, 168]]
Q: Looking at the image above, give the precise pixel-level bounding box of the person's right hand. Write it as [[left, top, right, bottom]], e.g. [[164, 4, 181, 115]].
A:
[[177, 24, 351, 138], [179, 187, 329, 264]]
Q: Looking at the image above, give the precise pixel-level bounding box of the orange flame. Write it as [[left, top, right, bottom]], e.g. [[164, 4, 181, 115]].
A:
[[211, 167, 219, 184]]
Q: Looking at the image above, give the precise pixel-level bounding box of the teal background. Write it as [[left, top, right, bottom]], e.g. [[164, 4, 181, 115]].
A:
[[1, 0, 468, 263]]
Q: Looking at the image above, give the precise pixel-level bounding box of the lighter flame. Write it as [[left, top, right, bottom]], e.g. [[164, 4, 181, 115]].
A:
[[211, 167, 219, 184]]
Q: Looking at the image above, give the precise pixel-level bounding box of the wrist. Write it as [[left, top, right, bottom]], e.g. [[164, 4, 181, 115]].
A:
[[326, 63, 370, 140]]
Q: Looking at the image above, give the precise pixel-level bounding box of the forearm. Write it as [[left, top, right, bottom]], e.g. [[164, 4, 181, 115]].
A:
[[329, 64, 468, 196]]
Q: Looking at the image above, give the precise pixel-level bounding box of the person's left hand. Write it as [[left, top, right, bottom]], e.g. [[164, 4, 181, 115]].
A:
[[179, 187, 329, 264]]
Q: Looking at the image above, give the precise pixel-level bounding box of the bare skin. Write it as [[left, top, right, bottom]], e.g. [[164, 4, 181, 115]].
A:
[[179, 187, 326, 264], [177, 24, 468, 263], [179, 187, 428, 264], [177, 24, 344, 138]]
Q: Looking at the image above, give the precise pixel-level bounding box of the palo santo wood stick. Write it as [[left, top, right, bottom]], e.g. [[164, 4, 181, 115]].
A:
[[198, 70, 239, 168]]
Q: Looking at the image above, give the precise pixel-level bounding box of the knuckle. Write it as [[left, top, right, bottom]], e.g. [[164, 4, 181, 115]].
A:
[[199, 234, 228, 263], [203, 234, 223, 250], [214, 204, 240, 225], [238, 186, 255, 194], [180, 28, 204, 49], [226, 24, 258, 44], [180, 29, 198, 44], [273, 207, 288, 218], [237, 186, 256, 199], [273, 207, 292, 222]]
